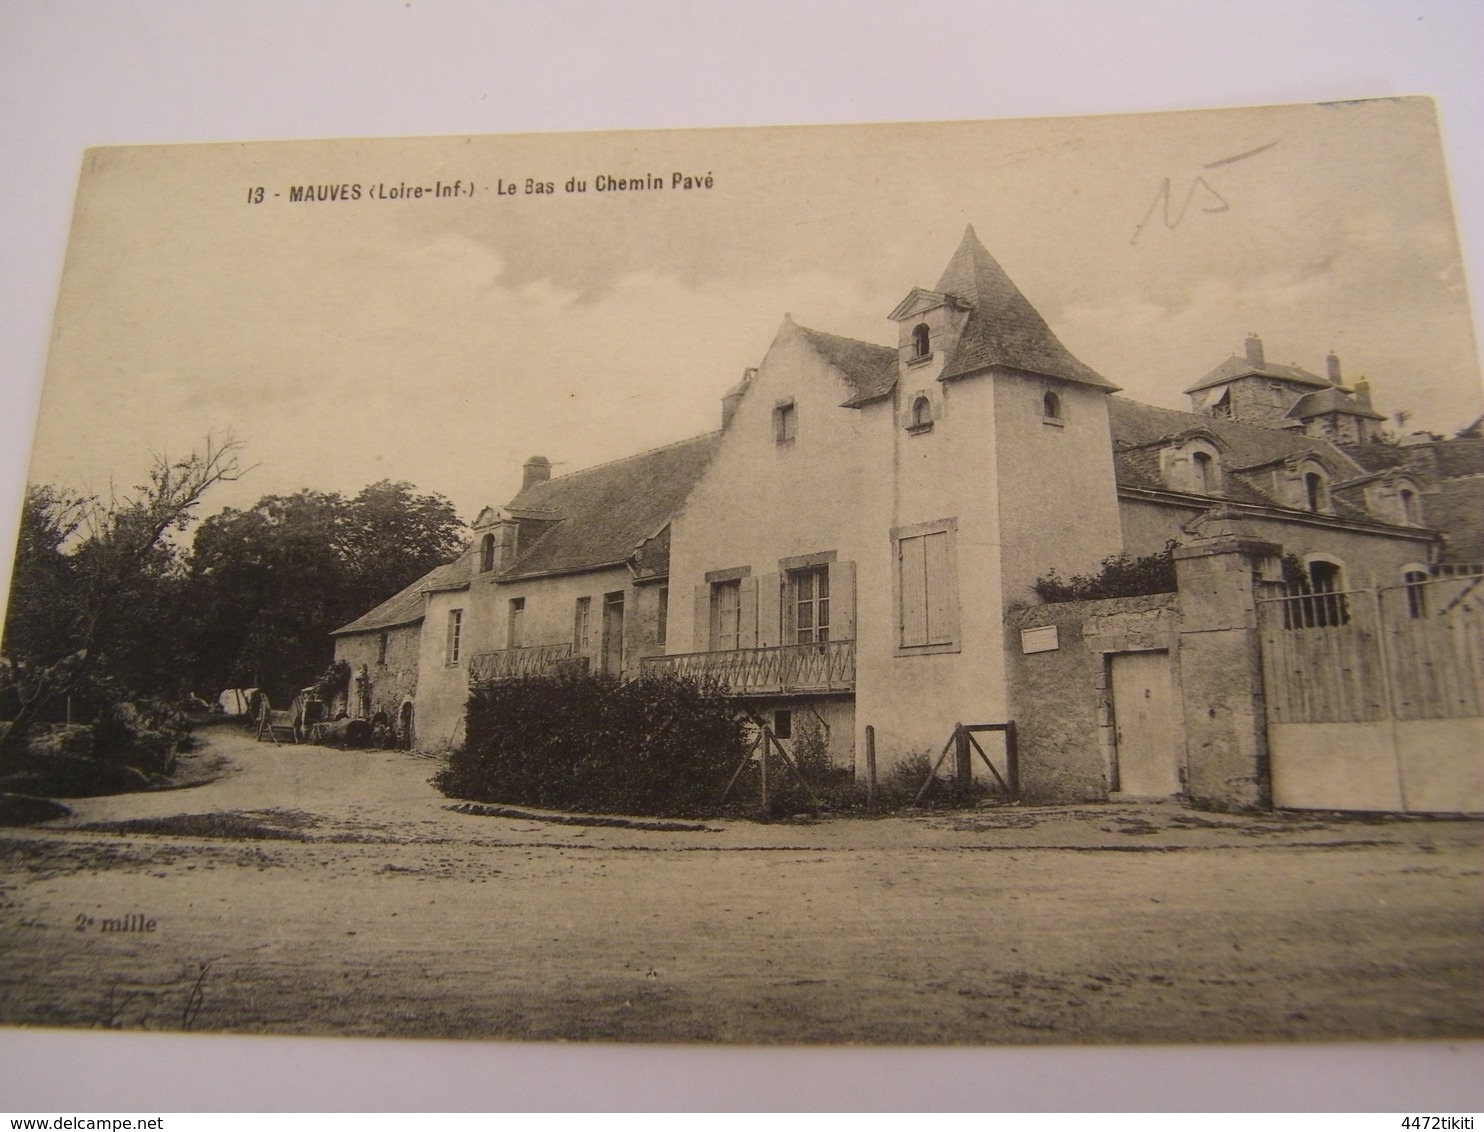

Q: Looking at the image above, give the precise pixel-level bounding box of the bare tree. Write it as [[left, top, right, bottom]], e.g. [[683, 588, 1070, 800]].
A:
[[0, 434, 246, 759]]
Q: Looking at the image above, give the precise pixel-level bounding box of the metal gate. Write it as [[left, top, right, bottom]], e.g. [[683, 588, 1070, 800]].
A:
[[1256, 572, 1484, 813]]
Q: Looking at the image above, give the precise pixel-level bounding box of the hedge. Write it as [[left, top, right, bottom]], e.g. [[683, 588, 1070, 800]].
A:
[[433, 671, 748, 818]]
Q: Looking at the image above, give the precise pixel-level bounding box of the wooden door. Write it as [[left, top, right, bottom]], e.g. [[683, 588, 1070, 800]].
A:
[[1110, 650, 1181, 796]]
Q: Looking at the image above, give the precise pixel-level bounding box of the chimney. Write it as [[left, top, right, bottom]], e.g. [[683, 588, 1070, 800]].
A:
[[1326, 351, 1342, 385], [522, 455, 552, 490], [1353, 376, 1373, 409], [1244, 333, 1265, 366], [721, 368, 756, 430]]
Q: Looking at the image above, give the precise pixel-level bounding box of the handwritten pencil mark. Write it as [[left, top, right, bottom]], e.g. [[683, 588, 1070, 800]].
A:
[[1204, 140, 1280, 169], [1131, 177, 1230, 244], [1131, 139, 1279, 244]]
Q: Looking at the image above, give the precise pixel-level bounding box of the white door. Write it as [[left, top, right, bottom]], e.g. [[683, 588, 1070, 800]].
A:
[[1110, 650, 1182, 796]]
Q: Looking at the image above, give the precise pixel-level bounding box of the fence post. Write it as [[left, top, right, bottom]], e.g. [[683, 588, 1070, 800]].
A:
[[1005, 721, 1019, 798], [864, 724, 876, 806], [758, 727, 769, 814], [953, 724, 971, 785]]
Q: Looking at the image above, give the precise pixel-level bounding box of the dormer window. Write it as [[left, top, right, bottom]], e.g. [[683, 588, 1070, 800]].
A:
[[773, 399, 797, 444], [1042, 390, 1063, 424], [1398, 487, 1419, 525], [1193, 451, 1215, 494], [907, 394, 934, 434], [911, 323, 932, 362], [1304, 471, 1328, 512], [479, 533, 496, 572]]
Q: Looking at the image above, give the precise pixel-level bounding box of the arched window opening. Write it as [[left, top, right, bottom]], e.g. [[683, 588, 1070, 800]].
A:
[[1043, 390, 1062, 421], [911, 323, 931, 360], [1403, 569, 1429, 619], [1399, 488, 1419, 525], [479, 533, 496, 572], [1192, 451, 1215, 493], [909, 395, 933, 431], [1304, 471, 1327, 512], [1302, 559, 1348, 628]]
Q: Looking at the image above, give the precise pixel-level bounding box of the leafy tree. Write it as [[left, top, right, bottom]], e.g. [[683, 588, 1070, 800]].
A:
[[1, 436, 245, 758], [185, 480, 464, 700]]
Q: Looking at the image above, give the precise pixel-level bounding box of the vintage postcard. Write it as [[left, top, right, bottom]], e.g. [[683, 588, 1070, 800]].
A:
[[1, 100, 1480, 1045]]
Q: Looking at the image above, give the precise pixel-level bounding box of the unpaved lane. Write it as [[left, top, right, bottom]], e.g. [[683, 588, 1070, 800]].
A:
[[1, 727, 1479, 1043]]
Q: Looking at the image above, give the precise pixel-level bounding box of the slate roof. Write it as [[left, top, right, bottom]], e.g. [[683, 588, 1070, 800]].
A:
[[1287, 386, 1386, 421], [1107, 397, 1378, 521], [1183, 354, 1332, 396], [1339, 436, 1484, 480], [793, 324, 898, 406], [1432, 478, 1484, 564], [499, 432, 720, 579], [1436, 437, 1484, 479], [331, 558, 469, 636], [1109, 398, 1359, 473], [935, 227, 1119, 390], [1340, 441, 1416, 474]]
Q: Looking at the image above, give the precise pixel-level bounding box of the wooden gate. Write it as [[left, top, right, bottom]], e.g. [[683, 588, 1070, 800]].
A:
[[1256, 572, 1483, 813]]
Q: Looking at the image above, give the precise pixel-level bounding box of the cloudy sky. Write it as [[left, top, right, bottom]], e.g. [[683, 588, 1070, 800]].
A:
[[24, 99, 1480, 526]]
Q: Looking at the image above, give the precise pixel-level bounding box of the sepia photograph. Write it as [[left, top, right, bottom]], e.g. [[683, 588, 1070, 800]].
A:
[[1, 98, 1480, 1055]]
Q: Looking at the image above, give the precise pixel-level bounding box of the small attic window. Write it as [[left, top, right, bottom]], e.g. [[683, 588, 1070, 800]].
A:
[[911, 323, 931, 361], [1193, 451, 1215, 494], [1304, 470, 1328, 512], [1398, 487, 1419, 525], [773, 399, 797, 444], [1042, 390, 1063, 424], [479, 533, 496, 572], [907, 394, 934, 434]]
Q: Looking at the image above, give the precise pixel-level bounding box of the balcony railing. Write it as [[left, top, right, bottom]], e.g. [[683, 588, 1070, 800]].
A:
[[640, 639, 855, 696], [468, 642, 582, 683]]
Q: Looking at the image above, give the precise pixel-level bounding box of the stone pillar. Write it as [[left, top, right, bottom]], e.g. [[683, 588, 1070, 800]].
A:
[[1173, 522, 1283, 811]]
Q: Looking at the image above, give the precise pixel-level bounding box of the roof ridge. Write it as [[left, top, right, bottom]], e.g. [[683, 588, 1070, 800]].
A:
[[510, 430, 720, 500], [795, 322, 894, 354]]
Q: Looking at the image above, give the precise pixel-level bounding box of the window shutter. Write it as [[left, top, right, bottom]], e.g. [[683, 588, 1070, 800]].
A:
[[828, 559, 856, 640], [924, 530, 953, 644], [738, 575, 759, 649], [692, 584, 709, 652], [899, 536, 927, 647], [757, 572, 782, 648]]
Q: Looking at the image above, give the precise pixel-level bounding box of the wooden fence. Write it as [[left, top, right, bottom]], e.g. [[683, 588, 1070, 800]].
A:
[[1257, 573, 1483, 723]]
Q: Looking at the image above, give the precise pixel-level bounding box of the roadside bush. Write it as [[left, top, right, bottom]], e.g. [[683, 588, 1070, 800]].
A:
[[0, 697, 189, 798], [877, 750, 939, 808], [761, 713, 861, 815], [93, 700, 186, 776], [1033, 541, 1178, 604], [434, 672, 748, 818]]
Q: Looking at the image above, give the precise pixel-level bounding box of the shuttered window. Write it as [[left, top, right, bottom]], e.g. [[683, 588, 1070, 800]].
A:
[[894, 519, 958, 652]]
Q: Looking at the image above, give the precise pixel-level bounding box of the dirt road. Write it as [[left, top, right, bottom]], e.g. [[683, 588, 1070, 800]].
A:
[[1, 723, 1479, 1044]]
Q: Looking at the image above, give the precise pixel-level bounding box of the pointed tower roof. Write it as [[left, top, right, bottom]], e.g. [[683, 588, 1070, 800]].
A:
[[934, 226, 1118, 390]]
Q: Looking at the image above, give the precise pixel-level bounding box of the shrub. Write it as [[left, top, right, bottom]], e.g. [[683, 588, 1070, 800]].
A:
[[1033, 541, 1178, 604], [434, 672, 748, 818], [764, 713, 860, 815]]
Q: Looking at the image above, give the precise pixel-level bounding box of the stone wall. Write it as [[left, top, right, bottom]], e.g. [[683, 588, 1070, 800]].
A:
[[332, 624, 420, 725], [1007, 593, 1180, 803]]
